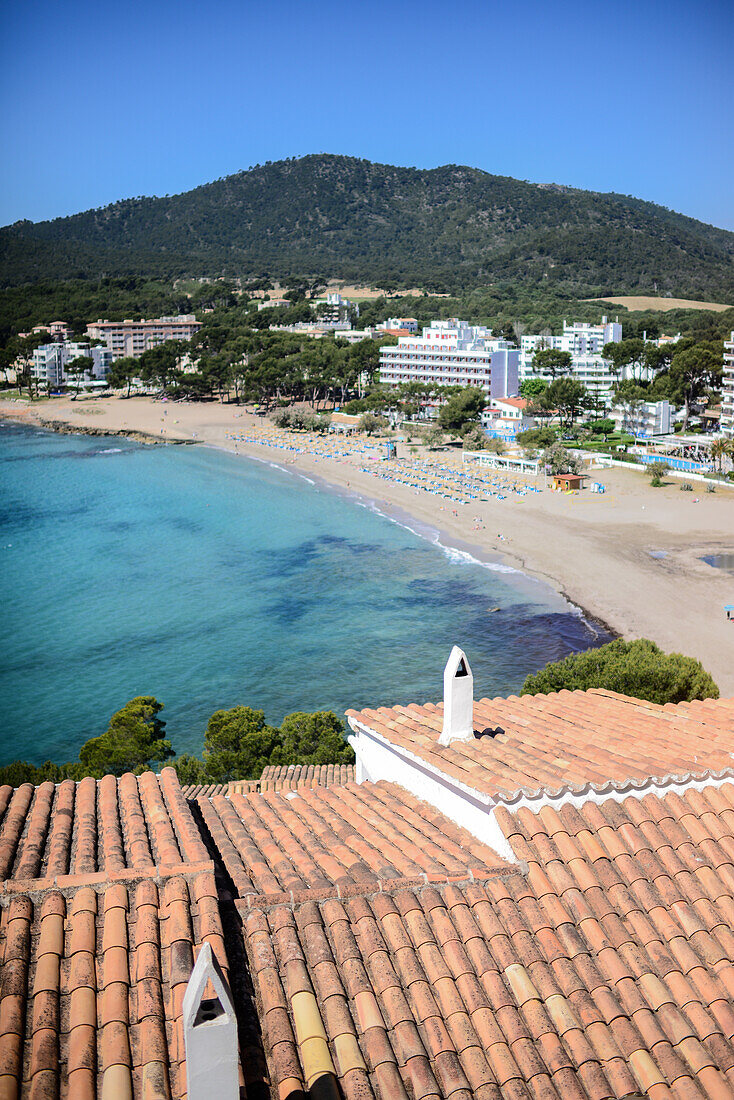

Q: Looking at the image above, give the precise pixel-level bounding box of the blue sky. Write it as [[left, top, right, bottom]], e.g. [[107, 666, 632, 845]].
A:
[[1, 0, 732, 229]]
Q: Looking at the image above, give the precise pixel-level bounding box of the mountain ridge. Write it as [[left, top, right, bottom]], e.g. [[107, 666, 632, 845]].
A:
[[2, 154, 732, 297]]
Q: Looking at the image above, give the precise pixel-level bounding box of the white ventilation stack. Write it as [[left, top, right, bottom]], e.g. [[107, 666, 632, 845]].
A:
[[439, 646, 475, 745], [183, 941, 239, 1100]]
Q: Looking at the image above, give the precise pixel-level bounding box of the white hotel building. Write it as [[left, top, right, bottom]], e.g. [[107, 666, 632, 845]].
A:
[[610, 399, 672, 438], [379, 320, 519, 399], [32, 341, 112, 390], [722, 331, 734, 438], [519, 317, 624, 403]]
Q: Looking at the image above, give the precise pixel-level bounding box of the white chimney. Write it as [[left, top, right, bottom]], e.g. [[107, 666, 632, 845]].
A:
[[439, 646, 475, 745], [183, 942, 239, 1100]]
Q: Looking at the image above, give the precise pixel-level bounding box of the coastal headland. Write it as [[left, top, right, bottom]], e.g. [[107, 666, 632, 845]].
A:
[[3, 394, 733, 694]]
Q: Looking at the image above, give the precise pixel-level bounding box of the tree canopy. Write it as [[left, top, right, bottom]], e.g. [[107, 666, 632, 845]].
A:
[[666, 341, 722, 429], [0, 694, 354, 787], [542, 441, 580, 475], [532, 348, 572, 379], [516, 426, 557, 453], [602, 338, 646, 381], [519, 377, 548, 399], [437, 386, 486, 432], [182, 705, 355, 784], [201, 706, 284, 784], [77, 696, 174, 778], [542, 377, 589, 431], [279, 711, 355, 767], [521, 638, 719, 706]]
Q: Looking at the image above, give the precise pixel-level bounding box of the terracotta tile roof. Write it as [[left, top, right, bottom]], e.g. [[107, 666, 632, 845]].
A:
[[179, 781, 231, 800], [179, 763, 355, 800], [492, 396, 528, 409], [0, 871, 228, 1100], [196, 781, 507, 903], [347, 689, 734, 800], [235, 780, 734, 1100], [0, 768, 242, 1099], [5, 696, 734, 1098], [257, 763, 356, 791], [0, 769, 208, 884]]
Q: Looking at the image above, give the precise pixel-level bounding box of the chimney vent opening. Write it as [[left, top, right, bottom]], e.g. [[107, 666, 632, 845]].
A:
[[194, 996, 225, 1027]]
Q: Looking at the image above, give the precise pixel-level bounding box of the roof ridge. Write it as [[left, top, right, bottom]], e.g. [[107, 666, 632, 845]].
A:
[[235, 864, 523, 912], [0, 858, 215, 899]]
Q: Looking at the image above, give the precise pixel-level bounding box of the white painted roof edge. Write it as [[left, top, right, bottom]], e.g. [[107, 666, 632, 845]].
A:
[[493, 764, 734, 813], [347, 716, 496, 807]]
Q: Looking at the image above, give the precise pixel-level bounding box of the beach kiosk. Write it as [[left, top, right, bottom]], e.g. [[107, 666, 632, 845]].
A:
[[551, 472, 588, 492]]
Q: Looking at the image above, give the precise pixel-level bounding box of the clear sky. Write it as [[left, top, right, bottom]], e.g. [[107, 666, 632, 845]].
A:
[[1, 0, 732, 229]]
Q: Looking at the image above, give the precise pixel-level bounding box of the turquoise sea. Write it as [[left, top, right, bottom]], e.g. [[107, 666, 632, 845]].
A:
[[0, 421, 611, 765]]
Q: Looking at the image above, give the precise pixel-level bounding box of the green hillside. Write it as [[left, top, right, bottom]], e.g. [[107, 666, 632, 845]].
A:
[[2, 154, 732, 297]]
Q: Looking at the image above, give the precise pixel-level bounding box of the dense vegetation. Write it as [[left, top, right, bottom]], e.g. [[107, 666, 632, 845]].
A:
[[0, 276, 193, 344], [0, 696, 354, 787], [3, 274, 734, 360], [2, 155, 733, 297], [521, 638, 719, 705]]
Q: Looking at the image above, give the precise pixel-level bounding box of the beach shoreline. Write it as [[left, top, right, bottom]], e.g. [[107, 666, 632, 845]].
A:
[[277, 457, 620, 641], [3, 394, 733, 694]]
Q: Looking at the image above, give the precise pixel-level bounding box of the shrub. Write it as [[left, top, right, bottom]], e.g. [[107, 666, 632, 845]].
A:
[[588, 418, 615, 437], [516, 426, 557, 452], [423, 425, 446, 450], [543, 442, 580, 475], [308, 413, 331, 433], [521, 638, 718, 706], [462, 426, 490, 451], [358, 412, 388, 435], [680, 481, 693, 491], [647, 460, 669, 486]]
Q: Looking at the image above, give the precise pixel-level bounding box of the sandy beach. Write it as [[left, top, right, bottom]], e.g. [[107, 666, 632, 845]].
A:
[[3, 393, 734, 695]]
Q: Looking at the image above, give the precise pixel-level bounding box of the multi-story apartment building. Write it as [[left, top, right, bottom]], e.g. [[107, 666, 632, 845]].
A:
[[722, 331, 734, 438], [519, 316, 624, 404], [375, 317, 418, 334], [313, 292, 359, 325], [31, 320, 73, 340], [31, 341, 112, 389], [256, 298, 291, 310], [85, 315, 201, 359], [563, 316, 623, 355], [519, 316, 622, 374], [379, 320, 519, 399], [611, 399, 672, 438]]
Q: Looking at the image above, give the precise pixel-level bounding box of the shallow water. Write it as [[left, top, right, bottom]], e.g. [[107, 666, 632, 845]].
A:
[[0, 421, 611, 765], [701, 552, 734, 573]]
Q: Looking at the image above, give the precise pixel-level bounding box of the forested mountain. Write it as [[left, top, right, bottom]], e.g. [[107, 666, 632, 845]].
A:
[[2, 155, 733, 297]]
